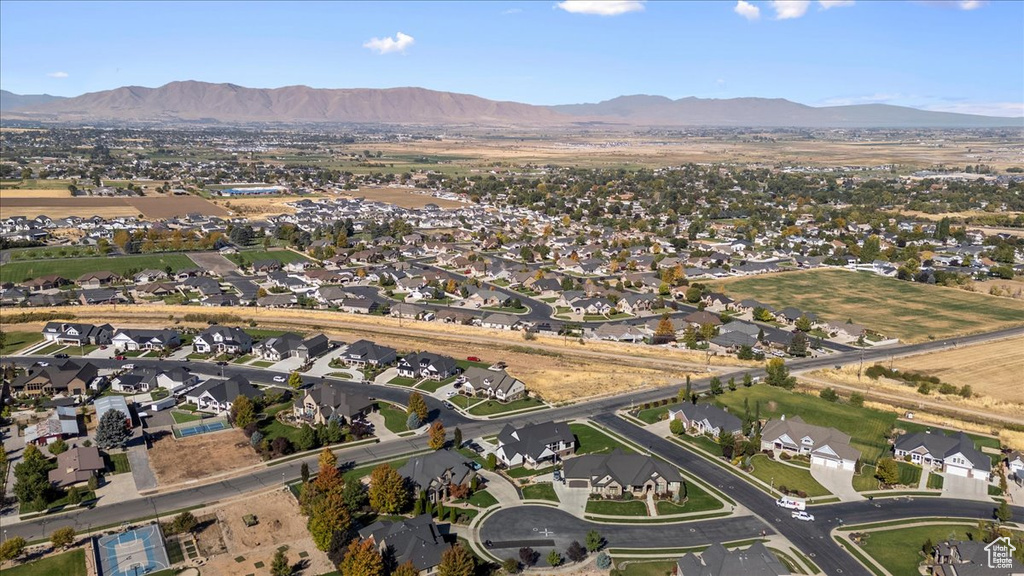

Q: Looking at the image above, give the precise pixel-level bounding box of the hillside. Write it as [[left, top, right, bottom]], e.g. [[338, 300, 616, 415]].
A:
[[0, 90, 66, 112]]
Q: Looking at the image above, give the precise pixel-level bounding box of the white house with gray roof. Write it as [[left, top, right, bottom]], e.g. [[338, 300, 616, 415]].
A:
[[760, 416, 860, 471], [893, 431, 991, 480]]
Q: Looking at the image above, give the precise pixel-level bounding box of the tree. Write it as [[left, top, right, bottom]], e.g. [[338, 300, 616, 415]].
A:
[[743, 373, 753, 387], [655, 313, 676, 342], [47, 438, 69, 455], [765, 359, 796, 389], [428, 421, 447, 450], [453, 427, 463, 449], [682, 324, 698, 349], [547, 549, 562, 567], [314, 448, 342, 492], [753, 307, 773, 322], [230, 395, 256, 429], [565, 541, 587, 563], [709, 376, 723, 395], [875, 458, 901, 486], [393, 562, 418, 576], [486, 453, 497, 471], [819, 387, 839, 402], [788, 331, 809, 357], [67, 486, 82, 505], [849, 392, 865, 407], [14, 444, 54, 506], [95, 408, 131, 450], [368, 463, 408, 514], [795, 315, 813, 332], [596, 551, 612, 569], [860, 235, 881, 263], [438, 544, 475, 576], [737, 345, 754, 360], [301, 462, 310, 484], [406, 411, 422, 430], [297, 424, 319, 452], [337, 539, 383, 576], [51, 526, 76, 549], [408, 391, 429, 421], [717, 429, 735, 459], [585, 530, 603, 552], [684, 286, 702, 303], [342, 478, 368, 513], [0, 537, 26, 562], [502, 558, 521, 574], [519, 546, 537, 567], [995, 500, 1012, 522], [308, 489, 350, 551], [171, 511, 198, 534], [959, 385, 973, 398], [288, 371, 303, 389], [669, 419, 684, 435], [271, 548, 292, 576]]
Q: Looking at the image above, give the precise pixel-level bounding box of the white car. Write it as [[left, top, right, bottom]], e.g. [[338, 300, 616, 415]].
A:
[[273, 376, 286, 383], [446, 390, 457, 397], [791, 511, 815, 522]]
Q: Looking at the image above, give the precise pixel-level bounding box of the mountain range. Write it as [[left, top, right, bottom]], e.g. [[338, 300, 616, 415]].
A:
[[2, 81, 1020, 128]]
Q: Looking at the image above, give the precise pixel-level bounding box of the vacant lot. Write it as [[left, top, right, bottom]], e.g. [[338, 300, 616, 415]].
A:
[[0, 253, 198, 283], [709, 269, 1024, 342], [148, 428, 260, 485], [201, 489, 333, 576], [0, 188, 72, 198], [344, 186, 465, 209], [892, 337, 1024, 404], [213, 196, 306, 216], [227, 249, 311, 267], [0, 195, 228, 219]]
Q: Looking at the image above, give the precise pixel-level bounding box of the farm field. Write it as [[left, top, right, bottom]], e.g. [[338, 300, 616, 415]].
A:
[[343, 186, 465, 209], [0, 194, 228, 219], [0, 253, 198, 283], [708, 268, 1024, 343], [891, 336, 1024, 404]]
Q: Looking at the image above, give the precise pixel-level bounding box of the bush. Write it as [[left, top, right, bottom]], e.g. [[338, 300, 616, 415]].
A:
[[271, 437, 293, 455], [250, 430, 264, 447], [596, 552, 611, 569]]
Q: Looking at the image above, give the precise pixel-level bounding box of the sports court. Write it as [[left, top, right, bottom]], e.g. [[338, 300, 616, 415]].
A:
[[95, 525, 171, 576], [174, 419, 228, 438]]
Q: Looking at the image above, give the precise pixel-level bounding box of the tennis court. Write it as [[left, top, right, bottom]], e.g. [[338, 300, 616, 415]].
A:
[[95, 525, 171, 576], [175, 420, 228, 438]]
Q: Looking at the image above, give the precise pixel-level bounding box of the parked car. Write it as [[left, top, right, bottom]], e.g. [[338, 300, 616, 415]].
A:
[[115, 355, 126, 360], [273, 376, 286, 383], [442, 401, 455, 410], [54, 353, 69, 359], [791, 511, 815, 521], [446, 390, 457, 397], [123, 364, 135, 370], [467, 356, 481, 362], [216, 361, 228, 366], [553, 470, 563, 483]]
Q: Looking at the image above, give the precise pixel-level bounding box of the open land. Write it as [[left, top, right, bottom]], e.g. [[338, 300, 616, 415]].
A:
[[148, 428, 261, 486], [342, 186, 466, 209], [0, 191, 229, 219], [0, 253, 198, 283], [891, 336, 1024, 404], [708, 268, 1024, 343]]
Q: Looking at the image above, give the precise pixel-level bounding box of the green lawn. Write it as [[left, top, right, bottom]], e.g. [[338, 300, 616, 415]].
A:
[[571, 423, 636, 455], [927, 473, 945, 490], [522, 483, 559, 502], [897, 462, 922, 486], [466, 489, 499, 508], [0, 331, 43, 355], [610, 560, 677, 576], [5, 549, 86, 576], [506, 465, 555, 479], [852, 466, 880, 492], [379, 403, 410, 433], [1, 253, 197, 283], [675, 433, 725, 457], [859, 525, 974, 576], [709, 268, 1024, 343], [232, 354, 254, 364], [227, 249, 311, 267], [251, 360, 275, 368], [656, 481, 724, 514], [635, 404, 674, 424], [748, 454, 831, 497], [343, 458, 409, 484], [713, 385, 896, 465], [417, 377, 454, 393], [586, 498, 649, 516], [171, 410, 202, 424], [36, 342, 68, 355], [467, 397, 546, 416], [388, 376, 421, 387], [66, 344, 100, 356], [449, 394, 484, 410], [105, 452, 132, 474]]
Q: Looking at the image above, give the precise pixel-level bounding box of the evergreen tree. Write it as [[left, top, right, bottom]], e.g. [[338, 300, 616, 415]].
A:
[[95, 409, 131, 450]]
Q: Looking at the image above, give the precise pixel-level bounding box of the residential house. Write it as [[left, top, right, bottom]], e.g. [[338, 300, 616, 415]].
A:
[[11, 361, 98, 397], [616, 294, 657, 315], [185, 375, 260, 413], [397, 353, 460, 381], [293, 383, 375, 425], [398, 451, 476, 503], [563, 450, 683, 497], [255, 333, 304, 361], [480, 313, 522, 331], [358, 514, 451, 576], [111, 329, 181, 351], [76, 270, 123, 288], [676, 542, 789, 576], [337, 296, 382, 315], [592, 323, 646, 343], [1008, 452, 1024, 479], [760, 416, 860, 471], [682, 310, 723, 328], [48, 446, 105, 488], [342, 340, 397, 368], [79, 288, 126, 305], [460, 366, 526, 401], [495, 421, 575, 468], [893, 431, 991, 480], [23, 275, 69, 291], [41, 322, 113, 346], [668, 404, 743, 437], [23, 406, 81, 445], [193, 326, 253, 354]]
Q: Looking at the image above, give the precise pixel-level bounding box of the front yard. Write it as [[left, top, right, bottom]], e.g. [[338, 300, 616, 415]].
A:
[[747, 454, 831, 498], [585, 498, 648, 516], [379, 402, 410, 433], [571, 423, 636, 455], [858, 524, 974, 576], [466, 396, 546, 416], [655, 481, 724, 514], [522, 482, 559, 502]]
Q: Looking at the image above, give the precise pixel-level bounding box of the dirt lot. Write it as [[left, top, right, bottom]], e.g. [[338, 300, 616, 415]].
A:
[[891, 337, 1024, 404], [212, 196, 307, 216], [0, 188, 72, 198], [148, 428, 261, 486], [188, 252, 239, 275], [199, 490, 333, 576], [0, 195, 228, 219], [131, 196, 230, 218], [344, 186, 466, 209]]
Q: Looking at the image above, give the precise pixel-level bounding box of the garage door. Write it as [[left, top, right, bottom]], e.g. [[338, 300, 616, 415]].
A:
[[946, 465, 968, 477], [568, 480, 588, 488]]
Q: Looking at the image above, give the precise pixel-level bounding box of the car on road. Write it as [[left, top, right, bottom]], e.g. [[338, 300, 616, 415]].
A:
[[115, 355, 126, 360], [791, 511, 815, 521], [442, 401, 455, 410], [273, 376, 286, 383], [216, 361, 228, 366], [54, 353, 69, 359], [467, 356, 481, 362], [123, 364, 135, 370]]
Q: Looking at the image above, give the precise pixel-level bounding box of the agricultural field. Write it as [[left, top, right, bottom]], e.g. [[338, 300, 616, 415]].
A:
[[343, 186, 465, 209], [0, 187, 228, 219], [709, 268, 1024, 343], [892, 336, 1024, 404], [0, 253, 198, 283]]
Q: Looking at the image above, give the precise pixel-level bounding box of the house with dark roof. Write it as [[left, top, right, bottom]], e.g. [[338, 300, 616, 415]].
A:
[[193, 326, 253, 354], [41, 322, 113, 346], [293, 383, 375, 425], [669, 403, 743, 437], [342, 339, 397, 368], [398, 451, 476, 503], [460, 367, 527, 402], [480, 313, 522, 331], [893, 431, 991, 480], [255, 332, 304, 361], [76, 270, 123, 288], [760, 416, 860, 471], [185, 375, 260, 413], [563, 450, 683, 497], [111, 329, 181, 351], [676, 542, 789, 576], [359, 514, 451, 575], [397, 352, 460, 381], [49, 446, 105, 488], [11, 361, 98, 397], [495, 421, 575, 468]]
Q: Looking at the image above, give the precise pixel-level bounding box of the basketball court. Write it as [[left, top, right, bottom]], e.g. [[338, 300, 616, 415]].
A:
[[95, 525, 171, 576]]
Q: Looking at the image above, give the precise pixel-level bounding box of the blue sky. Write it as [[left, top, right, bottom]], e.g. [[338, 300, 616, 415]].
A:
[[1, 1, 1022, 116]]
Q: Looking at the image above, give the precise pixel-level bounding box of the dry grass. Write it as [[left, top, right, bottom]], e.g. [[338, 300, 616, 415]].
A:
[[343, 186, 465, 209], [148, 428, 260, 486], [0, 188, 71, 198], [891, 337, 1024, 404], [857, 398, 1022, 451], [213, 197, 307, 216], [201, 490, 334, 576], [0, 198, 141, 219]]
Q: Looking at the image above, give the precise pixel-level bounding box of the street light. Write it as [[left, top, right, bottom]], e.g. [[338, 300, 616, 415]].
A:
[[770, 476, 774, 494]]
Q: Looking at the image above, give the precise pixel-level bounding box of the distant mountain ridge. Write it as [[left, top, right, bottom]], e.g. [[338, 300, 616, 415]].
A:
[[3, 81, 1020, 128], [0, 90, 66, 112]]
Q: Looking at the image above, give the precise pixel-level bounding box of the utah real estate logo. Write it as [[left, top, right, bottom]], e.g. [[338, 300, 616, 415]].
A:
[[985, 536, 1016, 570]]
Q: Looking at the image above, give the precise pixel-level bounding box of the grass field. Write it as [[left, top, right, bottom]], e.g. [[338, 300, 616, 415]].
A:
[[379, 403, 410, 433], [0, 331, 43, 355], [748, 454, 831, 497], [227, 249, 311, 267], [859, 525, 972, 576], [656, 481, 724, 514], [466, 490, 498, 508], [610, 560, 677, 576], [5, 549, 86, 576], [105, 452, 132, 474], [171, 410, 202, 424], [714, 385, 896, 465], [708, 269, 1024, 343], [0, 253, 197, 283], [586, 498, 649, 516], [571, 423, 636, 455], [522, 482, 559, 502], [891, 336, 1024, 404], [467, 396, 546, 416]]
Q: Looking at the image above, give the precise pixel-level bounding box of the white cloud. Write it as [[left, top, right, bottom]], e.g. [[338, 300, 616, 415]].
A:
[[818, 0, 854, 8], [914, 1, 987, 10], [46, 71, 69, 78], [956, 0, 985, 9], [555, 1, 645, 16], [734, 1, 761, 20], [771, 0, 811, 19], [501, 8, 523, 14], [363, 32, 415, 55]]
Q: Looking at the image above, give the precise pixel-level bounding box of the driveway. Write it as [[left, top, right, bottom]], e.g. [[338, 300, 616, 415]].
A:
[[943, 474, 990, 501], [477, 470, 521, 507], [126, 433, 158, 491], [270, 356, 305, 373], [810, 464, 862, 502], [545, 473, 589, 517]]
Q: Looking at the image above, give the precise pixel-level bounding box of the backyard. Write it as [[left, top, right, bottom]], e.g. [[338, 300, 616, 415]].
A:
[[571, 423, 636, 455]]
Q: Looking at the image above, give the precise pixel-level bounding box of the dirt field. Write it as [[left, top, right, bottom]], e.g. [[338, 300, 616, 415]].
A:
[[130, 196, 230, 218], [212, 197, 306, 216], [344, 186, 466, 209], [199, 490, 333, 576], [187, 252, 239, 275], [0, 188, 71, 198], [891, 337, 1024, 404], [148, 428, 261, 486], [0, 195, 228, 219]]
